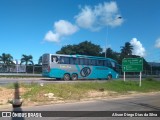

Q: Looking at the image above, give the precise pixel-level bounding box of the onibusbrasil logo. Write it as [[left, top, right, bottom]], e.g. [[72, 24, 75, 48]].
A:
[[80, 67, 91, 77]]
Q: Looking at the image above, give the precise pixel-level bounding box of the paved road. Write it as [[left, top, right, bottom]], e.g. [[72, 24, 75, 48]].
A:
[[0, 78, 54, 85], [0, 78, 110, 86], [0, 76, 160, 86], [0, 92, 160, 120]]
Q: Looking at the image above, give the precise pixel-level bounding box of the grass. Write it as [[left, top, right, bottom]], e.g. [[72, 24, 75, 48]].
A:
[[2, 78, 160, 104]]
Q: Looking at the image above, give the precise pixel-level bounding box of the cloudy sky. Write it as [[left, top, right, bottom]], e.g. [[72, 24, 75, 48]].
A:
[[0, 0, 160, 63]]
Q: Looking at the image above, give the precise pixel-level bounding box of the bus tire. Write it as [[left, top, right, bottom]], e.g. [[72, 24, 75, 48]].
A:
[[71, 74, 78, 80], [107, 74, 112, 80], [63, 74, 70, 81]]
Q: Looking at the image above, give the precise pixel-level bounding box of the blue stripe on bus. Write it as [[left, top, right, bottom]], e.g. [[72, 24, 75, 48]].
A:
[[50, 68, 67, 78], [44, 66, 118, 79]]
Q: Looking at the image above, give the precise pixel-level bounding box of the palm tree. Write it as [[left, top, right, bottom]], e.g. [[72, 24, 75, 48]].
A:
[[121, 42, 133, 57], [106, 48, 114, 58], [119, 42, 133, 64], [20, 54, 34, 65], [0, 53, 14, 72], [0, 53, 14, 65]]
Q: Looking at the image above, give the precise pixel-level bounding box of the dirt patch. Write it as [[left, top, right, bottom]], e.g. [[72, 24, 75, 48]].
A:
[[0, 88, 117, 107], [0, 85, 160, 109], [87, 90, 109, 97], [0, 87, 27, 105], [0, 87, 14, 105]]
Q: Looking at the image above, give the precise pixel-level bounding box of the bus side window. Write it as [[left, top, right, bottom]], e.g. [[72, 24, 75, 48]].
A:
[[84, 59, 89, 65], [89, 59, 93, 65], [104, 60, 108, 67], [89, 59, 96, 66], [51, 55, 58, 63], [70, 57, 79, 64], [60, 57, 64, 64], [105, 60, 112, 68], [111, 61, 116, 68], [79, 58, 84, 65], [60, 57, 70, 64], [97, 60, 104, 66], [111, 61, 117, 71], [92, 60, 97, 66]]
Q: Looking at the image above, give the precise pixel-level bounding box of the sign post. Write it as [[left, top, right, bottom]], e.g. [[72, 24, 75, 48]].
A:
[[122, 58, 143, 86], [124, 72, 125, 82], [140, 72, 142, 87]]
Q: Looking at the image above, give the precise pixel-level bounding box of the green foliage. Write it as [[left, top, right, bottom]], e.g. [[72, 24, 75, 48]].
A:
[[120, 42, 133, 57], [0, 53, 14, 65], [100, 48, 119, 62], [77, 41, 102, 56], [20, 54, 34, 65], [56, 41, 102, 56], [19, 80, 160, 102], [144, 77, 154, 81]]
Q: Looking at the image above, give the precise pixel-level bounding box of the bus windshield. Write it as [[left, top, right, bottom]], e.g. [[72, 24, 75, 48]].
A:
[[42, 54, 49, 64], [110, 61, 119, 72]]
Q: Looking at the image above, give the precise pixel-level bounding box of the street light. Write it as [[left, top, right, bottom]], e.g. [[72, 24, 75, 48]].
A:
[[105, 16, 122, 58]]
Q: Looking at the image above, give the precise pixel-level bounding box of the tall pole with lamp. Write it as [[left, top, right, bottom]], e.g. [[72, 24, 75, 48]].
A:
[[105, 16, 122, 58]]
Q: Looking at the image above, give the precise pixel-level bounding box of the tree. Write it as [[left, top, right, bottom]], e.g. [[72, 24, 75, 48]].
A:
[[56, 45, 78, 55], [106, 48, 118, 59], [56, 41, 103, 56], [119, 42, 133, 64], [77, 41, 102, 56], [0, 53, 14, 65], [100, 48, 119, 61], [20, 54, 34, 65], [0, 53, 14, 72], [120, 42, 133, 57]]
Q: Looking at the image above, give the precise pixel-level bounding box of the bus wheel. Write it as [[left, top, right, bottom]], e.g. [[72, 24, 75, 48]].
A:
[[64, 74, 70, 81], [71, 74, 78, 80], [107, 74, 112, 80]]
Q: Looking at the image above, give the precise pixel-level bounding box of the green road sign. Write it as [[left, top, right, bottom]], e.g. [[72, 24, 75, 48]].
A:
[[122, 58, 143, 72]]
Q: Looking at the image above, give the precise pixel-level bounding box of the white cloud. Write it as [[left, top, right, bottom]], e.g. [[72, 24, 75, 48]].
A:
[[55, 20, 78, 35], [155, 38, 160, 48], [75, 1, 123, 31], [75, 6, 97, 31], [44, 31, 59, 42], [130, 38, 146, 57], [44, 20, 78, 42]]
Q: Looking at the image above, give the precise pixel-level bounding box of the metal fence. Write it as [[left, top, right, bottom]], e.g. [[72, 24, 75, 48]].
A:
[[0, 64, 42, 74]]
